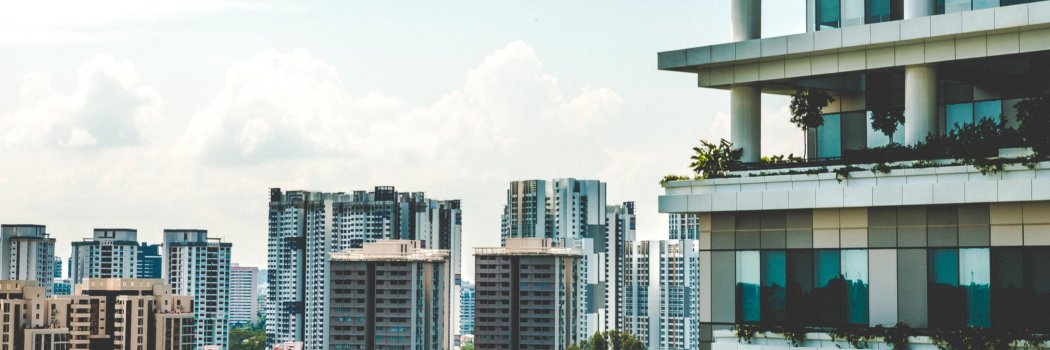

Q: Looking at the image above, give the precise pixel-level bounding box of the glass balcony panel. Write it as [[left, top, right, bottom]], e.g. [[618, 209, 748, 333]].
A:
[[817, 114, 842, 159], [842, 0, 866, 26], [818, 0, 842, 29], [973, 0, 1001, 9], [945, 0, 973, 13]]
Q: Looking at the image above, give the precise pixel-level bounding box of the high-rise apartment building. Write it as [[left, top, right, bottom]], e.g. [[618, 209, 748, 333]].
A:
[[605, 202, 635, 332], [657, 1, 1050, 349], [328, 240, 450, 350], [70, 229, 139, 284], [54, 256, 63, 278], [53, 279, 72, 295], [459, 281, 475, 336], [499, 179, 611, 336], [137, 243, 163, 279], [267, 187, 462, 350], [0, 278, 196, 350], [164, 230, 231, 349], [620, 239, 700, 350], [0, 224, 56, 296], [474, 238, 582, 350], [668, 213, 700, 240], [230, 264, 259, 326]]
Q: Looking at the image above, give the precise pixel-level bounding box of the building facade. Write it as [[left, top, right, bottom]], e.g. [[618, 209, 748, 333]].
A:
[[605, 202, 635, 332], [499, 179, 612, 337], [70, 229, 140, 284], [328, 240, 450, 350], [474, 238, 582, 350], [459, 281, 475, 336], [658, 1, 1050, 349], [138, 243, 163, 279], [0, 225, 56, 296], [230, 264, 259, 326], [266, 187, 462, 350], [53, 279, 72, 295], [164, 230, 231, 349], [0, 280, 71, 350], [54, 256, 63, 279]]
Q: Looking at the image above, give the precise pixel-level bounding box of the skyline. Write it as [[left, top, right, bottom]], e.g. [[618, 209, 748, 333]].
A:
[[0, 1, 806, 278]]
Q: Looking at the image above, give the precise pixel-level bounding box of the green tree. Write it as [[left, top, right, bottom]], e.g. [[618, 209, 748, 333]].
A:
[[460, 343, 474, 350], [1015, 96, 1050, 155], [568, 345, 584, 350], [789, 87, 836, 158], [229, 327, 266, 350], [590, 332, 608, 350]]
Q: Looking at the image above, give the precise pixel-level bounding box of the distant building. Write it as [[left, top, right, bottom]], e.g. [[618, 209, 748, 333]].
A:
[[164, 229, 231, 349], [328, 240, 450, 350], [53, 256, 63, 278], [53, 278, 72, 295], [137, 242, 163, 278], [459, 281, 475, 336], [606, 201, 635, 332], [0, 278, 196, 350], [474, 238, 582, 350], [267, 187, 462, 350], [230, 264, 259, 326], [0, 224, 56, 295], [500, 179, 613, 336], [621, 239, 700, 350], [70, 228, 140, 284]]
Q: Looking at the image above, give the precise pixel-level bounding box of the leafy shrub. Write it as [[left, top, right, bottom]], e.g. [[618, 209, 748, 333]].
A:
[[690, 139, 742, 179]]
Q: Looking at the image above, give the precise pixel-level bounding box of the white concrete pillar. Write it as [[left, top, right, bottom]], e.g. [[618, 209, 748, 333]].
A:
[[904, 0, 934, 19], [731, 0, 761, 41], [731, 86, 762, 162], [731, 0, 762, 162], [904, 64, 938, 145]]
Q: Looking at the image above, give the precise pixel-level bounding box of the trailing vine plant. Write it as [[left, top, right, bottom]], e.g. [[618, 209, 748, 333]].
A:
[[732, 323, 759, 344]]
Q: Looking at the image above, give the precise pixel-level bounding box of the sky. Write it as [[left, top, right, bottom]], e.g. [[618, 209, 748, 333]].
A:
[[0, 0, 806, 279]]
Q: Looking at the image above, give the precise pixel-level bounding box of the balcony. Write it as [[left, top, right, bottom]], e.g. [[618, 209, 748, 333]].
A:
[[711, 329, 1050, 350]]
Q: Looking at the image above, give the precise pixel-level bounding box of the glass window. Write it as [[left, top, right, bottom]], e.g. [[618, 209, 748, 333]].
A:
[[737, 251, 761, 323], [813, 250, 843, 326], [945, 0, 973, 13], [762, 251, 787, 324], [842, 250, 869, 325], [929, 249, 963, 329], [973, 0, 1000, 9], [866, 111, 905, 147], [842, 111, 868, 152], [973, 100, 1002, 123], [818, 0, 842, 30], [818, 114, 842, 159], [1024, 247, 1050, 330], [865, 0, 892, 24], [842, 0, 866, 26], [786, 251, 814, 326], [991, 247, 1024, 330], [946, 103, 974, 132], [960, 248, 990, 327]]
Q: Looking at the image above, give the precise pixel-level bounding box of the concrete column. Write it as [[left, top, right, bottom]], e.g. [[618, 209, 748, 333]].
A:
[[904, 0, 934, 19], [731, 0, 762, 161], [731, 0, 761, 41], [904, 64, 938, 145], [731, 86, 762, 162]]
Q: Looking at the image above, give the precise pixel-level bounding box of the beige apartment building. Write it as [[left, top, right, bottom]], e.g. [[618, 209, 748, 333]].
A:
[[0, 279, 195, 350]]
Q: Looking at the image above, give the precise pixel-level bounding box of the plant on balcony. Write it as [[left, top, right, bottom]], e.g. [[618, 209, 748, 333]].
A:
[[830, 324, 876, 349], [789, 88, 835, 158], [876, 323, 911, 350], [775, 325, 808, 347], [690, 139, 742, 179], [1015, 95, 1050, 156], [659, 174, 692, 185], [929, 328, 1014, 350], [732, 323, 760, 344], [761, 154, 804, 165]]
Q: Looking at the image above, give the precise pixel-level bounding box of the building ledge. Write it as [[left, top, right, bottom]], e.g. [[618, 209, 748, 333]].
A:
[[711, 330, 1050, 350], [658, 2, 1050, 89], [659, 161, 1050, 213]]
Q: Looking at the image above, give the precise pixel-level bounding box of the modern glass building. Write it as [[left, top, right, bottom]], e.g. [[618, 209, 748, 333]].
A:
[[658, 1, 1050, 349]]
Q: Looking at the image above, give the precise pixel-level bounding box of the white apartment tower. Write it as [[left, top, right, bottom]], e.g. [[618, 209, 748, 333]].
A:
[[70, 228, 140, 284], [0, 224, 56, 296], [230, 264, 259, 326], [621, 239, 700, 350], [266, 187, 462, 350], [164, 229, 232, 350]]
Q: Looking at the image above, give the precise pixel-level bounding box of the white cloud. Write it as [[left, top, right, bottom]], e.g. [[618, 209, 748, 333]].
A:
[[1, 54, 162, 148]]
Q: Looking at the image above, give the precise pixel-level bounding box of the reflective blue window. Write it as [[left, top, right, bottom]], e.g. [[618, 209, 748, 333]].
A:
[[818, 0, 842, 29], [866, 0, 893, 23], [973, 100, 1002, 123], [813, 250, 843, 326], [960, 248, 990, 327], [973, 0, 1001, 9], [946, 0, 973, 12], [842, 0, 866, 26], [762, 251, 787, 324], [946, 103, 974, 132], [818, 114, 842, 159], [842, 250, 869, 325], [866, 111, 905, 147], [737, 251, 761, 322]]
